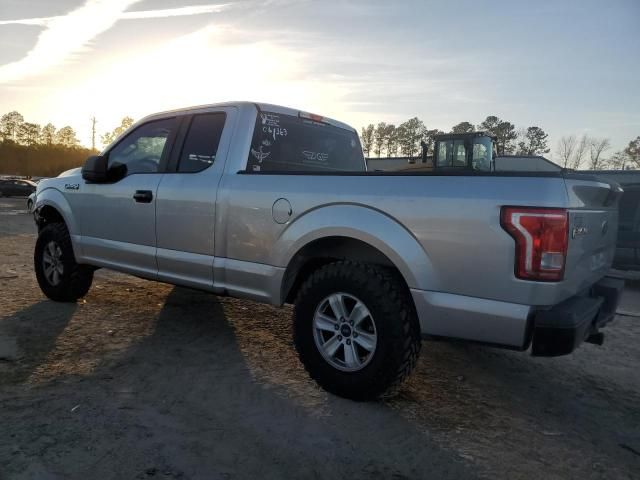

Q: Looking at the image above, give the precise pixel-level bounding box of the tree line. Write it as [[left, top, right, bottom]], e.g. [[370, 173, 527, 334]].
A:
[[0, 111, 134, 177], [360, 115, 639, 170], [1, 109, 638, 176], [359, 115, 551, 159], [1, 111, 81, 148], [556, 134, 640, 170]]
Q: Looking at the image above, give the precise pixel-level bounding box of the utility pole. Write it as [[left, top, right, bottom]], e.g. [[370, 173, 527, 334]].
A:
[[90, 116, 97, 151]]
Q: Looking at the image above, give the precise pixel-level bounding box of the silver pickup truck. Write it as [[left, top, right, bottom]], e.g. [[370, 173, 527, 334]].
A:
[[33, 102, 624, 400]]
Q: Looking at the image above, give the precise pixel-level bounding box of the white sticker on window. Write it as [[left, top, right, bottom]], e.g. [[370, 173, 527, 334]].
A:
[[251, 146, 270, 163], [302, 150, 329, 163]]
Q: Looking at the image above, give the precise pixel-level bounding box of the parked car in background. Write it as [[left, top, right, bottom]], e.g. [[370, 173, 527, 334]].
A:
[[588, 171, 640, 271], [27, 192, 36, 212], [0, 179, 37, 197], [615, 183, 640, 270]]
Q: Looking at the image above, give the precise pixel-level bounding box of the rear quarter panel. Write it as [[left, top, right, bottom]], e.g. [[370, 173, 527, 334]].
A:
[[217, 173, 581, 306]]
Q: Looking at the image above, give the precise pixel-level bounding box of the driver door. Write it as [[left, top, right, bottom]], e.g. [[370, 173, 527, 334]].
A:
[[71, 116, 178, 279]]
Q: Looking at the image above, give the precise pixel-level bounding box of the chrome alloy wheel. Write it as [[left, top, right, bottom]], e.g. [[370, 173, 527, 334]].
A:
[[312, 292, 377, 372], [42, 240, 64, 286]]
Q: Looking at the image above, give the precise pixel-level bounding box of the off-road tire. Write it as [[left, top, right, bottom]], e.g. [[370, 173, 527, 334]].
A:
[[293, 260, 421, 400], [34, 222, 94, 302]]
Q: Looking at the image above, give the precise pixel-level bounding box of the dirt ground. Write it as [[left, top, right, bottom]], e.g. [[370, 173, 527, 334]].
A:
[[1, 197, 639, 480]]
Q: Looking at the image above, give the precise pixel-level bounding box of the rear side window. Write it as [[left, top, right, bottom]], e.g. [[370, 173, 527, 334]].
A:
[[246, 112, 364, 172], [178, 113, 226, 173]]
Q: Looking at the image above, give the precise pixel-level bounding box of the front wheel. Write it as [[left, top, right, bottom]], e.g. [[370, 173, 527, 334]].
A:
[[293, 261, 421, 400], [34, 223, 94, 302]]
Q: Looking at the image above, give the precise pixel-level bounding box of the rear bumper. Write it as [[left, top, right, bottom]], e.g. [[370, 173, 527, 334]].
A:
[[531, 277, 624, 356]]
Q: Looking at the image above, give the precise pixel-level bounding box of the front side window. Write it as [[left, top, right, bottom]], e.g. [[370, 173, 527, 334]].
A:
[[108, 118, 175, 174], [178, 113, 226, 173], [246, 111, 365, 172]]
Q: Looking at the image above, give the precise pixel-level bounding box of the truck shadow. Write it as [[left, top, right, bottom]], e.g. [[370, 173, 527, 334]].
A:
[[4, 282, 638, 479], [0, 300, 76, 385], [17, 285, 475, 479], [118, 286, 640, 478], [385, 331, 640, 478]]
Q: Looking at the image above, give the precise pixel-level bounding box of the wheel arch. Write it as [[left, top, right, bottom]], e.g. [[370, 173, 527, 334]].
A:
[[34, 188, 81, 258], [276, 204, 436, 304], [34, 188, 76, 231], [282, 236, 412, 304]]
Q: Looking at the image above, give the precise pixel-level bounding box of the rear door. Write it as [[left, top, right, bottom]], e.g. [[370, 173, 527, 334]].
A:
[[155, 107, 236, 289], [6, 180, 28, 196], [563, 176, 623, 291], [14, 181, 33, 196], [4, 180, 18, 196]]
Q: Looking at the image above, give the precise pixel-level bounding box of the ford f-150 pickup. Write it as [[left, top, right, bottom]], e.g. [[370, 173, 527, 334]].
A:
[[33, 102, 624, 400]]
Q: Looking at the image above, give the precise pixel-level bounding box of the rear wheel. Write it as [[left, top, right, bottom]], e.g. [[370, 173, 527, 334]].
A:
[[293, 261, 421, 400], [34, 223, 94, 302]]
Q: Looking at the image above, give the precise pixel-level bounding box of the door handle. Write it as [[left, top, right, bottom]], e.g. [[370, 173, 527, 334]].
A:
[[133, 190, 153, 203]]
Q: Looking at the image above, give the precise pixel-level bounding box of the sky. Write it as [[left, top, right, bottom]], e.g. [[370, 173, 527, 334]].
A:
[[0, 0, 638, 157]]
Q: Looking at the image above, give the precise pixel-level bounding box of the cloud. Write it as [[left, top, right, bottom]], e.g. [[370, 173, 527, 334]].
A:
[[121, 4, 230, 20], [0, 2, 230, 83], [0, 16, 52, 27], [0, 3, 230, 26], [0, 0, 142, 83]]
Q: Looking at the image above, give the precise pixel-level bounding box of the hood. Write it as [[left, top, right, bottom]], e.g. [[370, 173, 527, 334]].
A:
[[58, 167, 82, 177], [36, 167, 82, 194]]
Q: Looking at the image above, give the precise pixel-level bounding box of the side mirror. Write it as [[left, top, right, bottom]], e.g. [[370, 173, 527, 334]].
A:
[[82, 155, 126, 183], [82, 155, 108, 182]]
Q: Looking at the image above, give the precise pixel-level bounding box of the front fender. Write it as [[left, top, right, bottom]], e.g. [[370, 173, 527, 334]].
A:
[[35, 187, 82, 256], [35, 187, 79, 234], [272, 204, 438, 291]]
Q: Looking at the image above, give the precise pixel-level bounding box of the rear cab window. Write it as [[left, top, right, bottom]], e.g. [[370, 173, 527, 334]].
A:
[[178, 113, 226, 173], [246, 111, 365, 172]]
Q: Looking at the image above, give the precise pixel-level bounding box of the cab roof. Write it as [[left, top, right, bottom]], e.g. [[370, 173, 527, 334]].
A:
[[141, 101, 356, 132]]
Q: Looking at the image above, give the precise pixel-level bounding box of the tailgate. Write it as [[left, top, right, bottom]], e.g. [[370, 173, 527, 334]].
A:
[[563, 176, 623, 293]]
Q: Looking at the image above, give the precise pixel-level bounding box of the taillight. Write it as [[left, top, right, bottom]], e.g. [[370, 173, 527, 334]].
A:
[[500, 207, 568, 281]]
